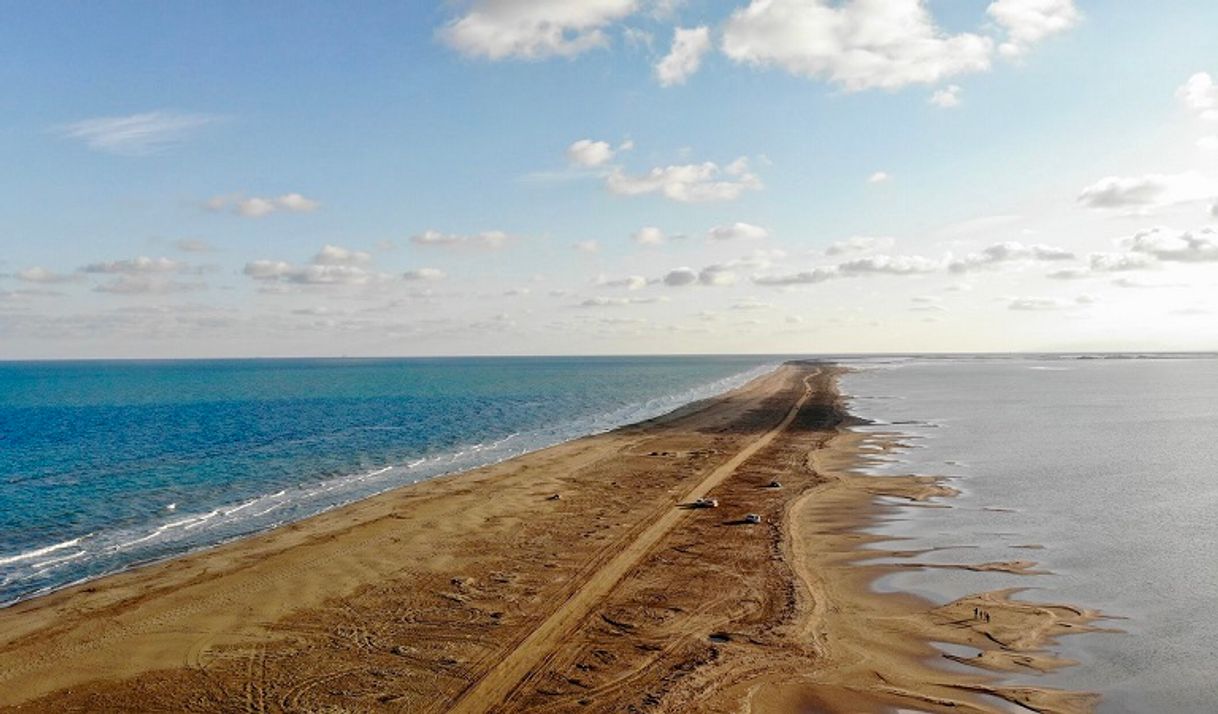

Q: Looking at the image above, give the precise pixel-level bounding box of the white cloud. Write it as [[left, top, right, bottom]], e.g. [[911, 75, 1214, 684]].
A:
[[837, 254, 940, 275], [439, 0, 638, 60], [16, 267, 77, 284], [57, 111, 221, 155], [987, 0, 1081, 56], [578, 295, 666, 307], [1088, 251, 1156, 272], [243, 260, 379, 286], [753, 267, 838, 286], [566, 139, 615, 167], [948, 241, 1075, 272], [1176, 72, 1218, 120], [313, 244, 371, 266], [410, 229, 510, 249], [574, 239, 601, 253], [707, 222, 768, 241], [632, 226, 667, 245], [597, 274, 648, 289], [1127, 226, 1218, 262], [1077, 171, 1218, 212], [930, 84, 961, 108], [721, 0, 993, 91], [698, 265, 738, 286], [607, 157, 762, 202], [656, 26, 711, 87], [81, 256, 181, 274], [868, 171, 891, 185], [1008, 296, 1085, 311], [403, 268, 447, 281], [825, 235, 894, 255], [206, 193, 319, 218], [663, 267, 699, 287]]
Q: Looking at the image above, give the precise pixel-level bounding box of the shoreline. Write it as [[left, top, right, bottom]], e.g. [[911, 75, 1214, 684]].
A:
[[0, 362, 1105, 712], [0, 361, 778, 610]]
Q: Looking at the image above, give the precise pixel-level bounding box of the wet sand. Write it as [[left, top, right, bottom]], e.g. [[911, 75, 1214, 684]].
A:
[[0, 362, 1106, 712]]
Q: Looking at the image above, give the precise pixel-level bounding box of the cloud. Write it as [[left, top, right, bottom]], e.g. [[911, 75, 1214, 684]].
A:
[[867, 171, 891, 184], [578, 295, 666, 308], [92, 275, 205, 295], [438, 0, 638, 60], [753, 267, 838, 286], [656, 26, 711, 86], [930, 84, 962, 108], [1176, 72, 1218, 120], [574, 239, 601, 253], [403, 268, 447, 281], [721, 0, 993, 91], [987, 0, 1081, 56], [243, 260, 379, 286], [566, 139, 615, 167], [597, 274, 648, 289], [410, 229, 510, 249], [633, 226, 672, 246], [707, 222, 768, 241], [837, 254, 940, 275], [662, 267, 699, 286], [313, 244, 371, 266], [206, 193, 319, 218], [948, 241, 1075, 272], [1127, 226, 1218, 262], [1087, 251, 1156, 272], [81, 256, 181, 274], [16, 267, 77, 284], [698, 265, 738, 286], [1008, 296, 1089, 311], [1077, 171, 1218, 212], [825, 235, 894, 255], [57, 111, 221, 155], [607, 157, 762, 202]]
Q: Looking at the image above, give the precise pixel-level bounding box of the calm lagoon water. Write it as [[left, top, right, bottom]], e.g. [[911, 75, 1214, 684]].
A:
[[840, 356, 1218, 713], [0, 355, 776, 605]]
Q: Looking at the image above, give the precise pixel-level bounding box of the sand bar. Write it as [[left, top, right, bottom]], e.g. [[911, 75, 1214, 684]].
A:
[[0, 362, 1105, 712]]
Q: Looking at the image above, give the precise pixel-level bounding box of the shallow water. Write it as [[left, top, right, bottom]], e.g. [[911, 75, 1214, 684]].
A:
[[0, 355, 777, 605], [840, 356, 1218, 713]]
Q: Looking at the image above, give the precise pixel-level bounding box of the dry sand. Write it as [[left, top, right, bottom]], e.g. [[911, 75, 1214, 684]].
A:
[[0, 362, 1108, 712]]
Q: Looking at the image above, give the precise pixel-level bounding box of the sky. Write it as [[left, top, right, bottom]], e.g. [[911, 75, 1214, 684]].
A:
[[1, 0, 1217, 359]]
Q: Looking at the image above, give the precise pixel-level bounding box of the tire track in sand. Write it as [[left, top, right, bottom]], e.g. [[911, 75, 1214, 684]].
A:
[[447, 368, 818, 713]]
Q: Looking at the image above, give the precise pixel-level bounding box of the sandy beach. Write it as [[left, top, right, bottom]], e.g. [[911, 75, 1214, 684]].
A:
[[0, 362, 1105, 712]]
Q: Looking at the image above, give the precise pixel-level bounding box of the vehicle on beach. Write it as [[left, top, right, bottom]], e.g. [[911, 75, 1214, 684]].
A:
[[691, 497, 719, 508], [767, 481, 782, 489], [744, 513, 762, 524]]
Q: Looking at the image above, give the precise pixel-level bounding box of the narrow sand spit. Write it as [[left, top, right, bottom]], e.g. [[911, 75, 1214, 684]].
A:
[[0, 363, 1110, 712]]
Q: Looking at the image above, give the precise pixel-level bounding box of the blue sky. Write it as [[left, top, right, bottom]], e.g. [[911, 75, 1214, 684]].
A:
[[2, 1, 1217, 358]]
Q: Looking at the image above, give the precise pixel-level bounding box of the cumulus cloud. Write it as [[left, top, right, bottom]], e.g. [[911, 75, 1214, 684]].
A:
[[721, 0, 993, 91], [1177, 72, 1218, 120], [578, 295, 666, 308], [81, 256, 181, 274], [662, 267, 699, 286], [698, 265, 738, 286], [402, 268, 446, 281], [243, 260, 379, 286], [1127, 226, 1218, 262], [707, 222, 768, 241], [438, 0, 637, 60], [825, 235, 894, 255], [312, 244, 371, 266], [607, 157, 762, 202], [410, 229, 510, 249], [16, 267, 77, 284], [655, 26, 711, 86], [948, 241, 1075, 272], [867, 171, 891, 184], [753, 267, 838, 286], [930, 84, 962, 108], [837, 254, 940, 275], [57, 111, 221, 155], [1077, 171, 1218, 212], [206, 193, 319, 218], [632, 226, 667, 245], [566, 139, 615, 167], [987, 0, 1081, 56], [597, 274, 648, 290]]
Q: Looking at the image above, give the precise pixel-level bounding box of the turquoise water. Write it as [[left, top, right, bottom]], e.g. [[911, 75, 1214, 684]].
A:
[[0, 356, 776, 605], [840, 355, 1218, 712]]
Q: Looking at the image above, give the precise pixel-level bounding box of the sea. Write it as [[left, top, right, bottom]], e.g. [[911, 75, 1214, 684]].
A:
[[0, 355, 777, 606], [839, 354, 1218, 713]]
